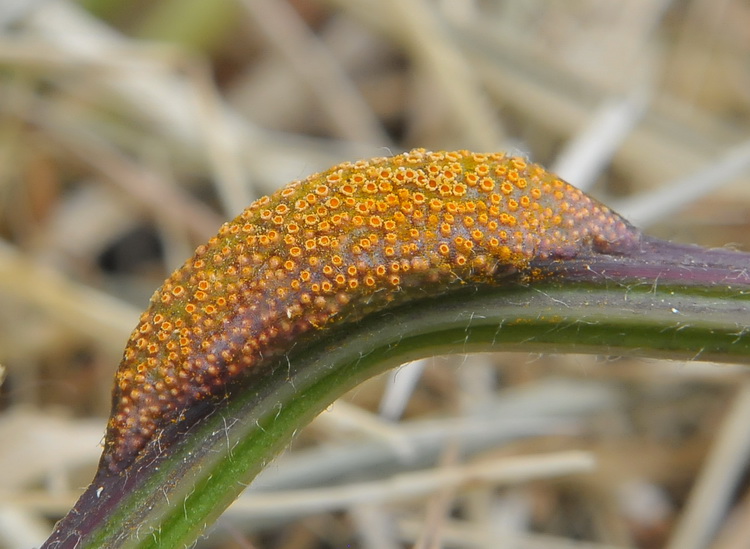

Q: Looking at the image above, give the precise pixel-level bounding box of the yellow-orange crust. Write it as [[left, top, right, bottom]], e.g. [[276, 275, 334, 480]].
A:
[[104, 149, 639, 472]]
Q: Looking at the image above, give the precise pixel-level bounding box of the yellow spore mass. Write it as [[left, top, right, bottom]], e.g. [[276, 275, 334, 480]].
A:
[[105, 149, 640, 472]]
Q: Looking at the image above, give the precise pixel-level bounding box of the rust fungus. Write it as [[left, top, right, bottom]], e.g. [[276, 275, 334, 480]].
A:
[[103, 149, 639, 472]]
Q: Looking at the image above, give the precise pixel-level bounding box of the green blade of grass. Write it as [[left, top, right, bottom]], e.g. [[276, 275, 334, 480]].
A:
[[43, 238, 750, 547]]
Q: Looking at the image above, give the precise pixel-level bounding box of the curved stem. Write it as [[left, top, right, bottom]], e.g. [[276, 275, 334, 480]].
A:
[[43, 238, 750, 548]]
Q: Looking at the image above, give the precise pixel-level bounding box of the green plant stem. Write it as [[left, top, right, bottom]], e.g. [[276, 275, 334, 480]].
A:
[[43, 239, 750, 548]]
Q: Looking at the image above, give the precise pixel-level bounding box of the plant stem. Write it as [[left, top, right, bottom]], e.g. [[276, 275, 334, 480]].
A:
[[42, 237, 750, 548]]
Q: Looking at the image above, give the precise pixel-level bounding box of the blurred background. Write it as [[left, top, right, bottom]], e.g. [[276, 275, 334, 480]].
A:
[[1, 1, 750, 548]]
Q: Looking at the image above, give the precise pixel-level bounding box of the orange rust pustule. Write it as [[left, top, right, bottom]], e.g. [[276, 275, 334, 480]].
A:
[[104, 149, 640, 472]]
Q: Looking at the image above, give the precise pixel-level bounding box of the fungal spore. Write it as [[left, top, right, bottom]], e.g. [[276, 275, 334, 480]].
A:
[[104, 148, 640, 472]]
